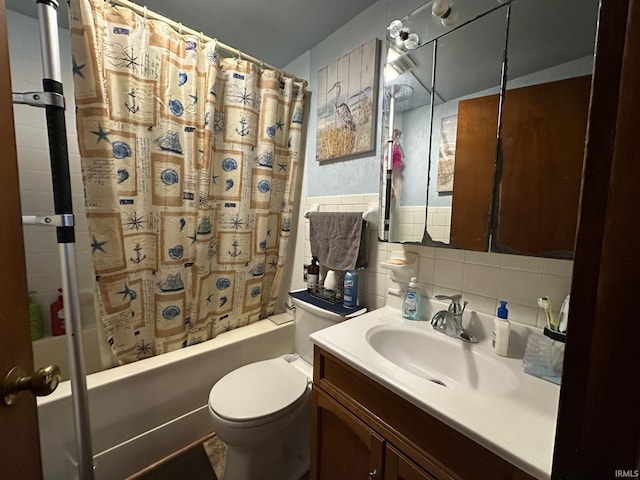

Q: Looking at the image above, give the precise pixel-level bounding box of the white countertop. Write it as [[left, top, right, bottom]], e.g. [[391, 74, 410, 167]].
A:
[[309, 303, 560, 479]]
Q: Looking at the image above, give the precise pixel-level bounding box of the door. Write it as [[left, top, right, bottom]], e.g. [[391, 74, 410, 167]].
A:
[[0, 0, 44, 478], [384, 445, 437, 480], [311, 386, 385, 480]]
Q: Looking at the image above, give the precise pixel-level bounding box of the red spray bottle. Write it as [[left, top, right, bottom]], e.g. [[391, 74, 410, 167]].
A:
[[50, 288, 65, 336]]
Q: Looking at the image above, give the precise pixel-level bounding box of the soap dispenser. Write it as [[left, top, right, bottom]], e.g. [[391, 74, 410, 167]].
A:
[[402, 277, 421, 321], [492, 300, 510, 356]]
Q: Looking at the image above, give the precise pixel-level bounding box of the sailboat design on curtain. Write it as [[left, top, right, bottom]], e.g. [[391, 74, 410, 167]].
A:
[[69, 0, 307, 364]]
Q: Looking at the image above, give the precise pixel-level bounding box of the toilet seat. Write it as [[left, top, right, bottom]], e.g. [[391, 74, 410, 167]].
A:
[[209, 358, 309, 427]]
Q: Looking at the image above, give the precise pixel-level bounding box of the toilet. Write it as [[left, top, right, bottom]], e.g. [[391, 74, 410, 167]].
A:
[[208, 290, 366, 480]]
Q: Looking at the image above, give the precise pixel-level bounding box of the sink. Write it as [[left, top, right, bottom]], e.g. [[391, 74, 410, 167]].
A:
[[366, 324, 519, 395]]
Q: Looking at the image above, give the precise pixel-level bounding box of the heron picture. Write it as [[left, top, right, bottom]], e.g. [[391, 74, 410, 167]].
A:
[[316, 38, 380, 161]]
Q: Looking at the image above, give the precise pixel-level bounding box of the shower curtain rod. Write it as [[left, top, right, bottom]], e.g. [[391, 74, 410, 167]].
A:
[[107, 0, 306, 84]]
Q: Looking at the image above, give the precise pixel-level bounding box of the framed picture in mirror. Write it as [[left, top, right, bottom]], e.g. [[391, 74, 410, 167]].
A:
[[436, 114, 457, 193]]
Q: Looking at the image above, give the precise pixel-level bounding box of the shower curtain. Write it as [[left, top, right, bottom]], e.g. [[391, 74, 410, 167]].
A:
[[69, 0, 307, 364]]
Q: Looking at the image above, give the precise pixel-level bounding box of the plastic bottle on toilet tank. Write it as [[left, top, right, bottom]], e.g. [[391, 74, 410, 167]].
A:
[[343, 270, 358, 307]]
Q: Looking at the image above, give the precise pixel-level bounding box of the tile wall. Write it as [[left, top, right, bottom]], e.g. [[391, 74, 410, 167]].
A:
[[395, 205, 453, 244], [8, 10, 95, 334], [305, 194, 573, 328]]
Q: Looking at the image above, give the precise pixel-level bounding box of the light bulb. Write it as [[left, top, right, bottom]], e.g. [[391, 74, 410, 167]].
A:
[[404, 32, 419, 50], [393, 27, 419, 51], [388, 20, 403, 39], [432, 0, 458, 26], [440, 8, 458, 26], [431, 0, 452, 19]]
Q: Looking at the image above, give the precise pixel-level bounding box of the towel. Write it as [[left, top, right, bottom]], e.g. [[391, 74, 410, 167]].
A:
[[308, 212, 367, 271]]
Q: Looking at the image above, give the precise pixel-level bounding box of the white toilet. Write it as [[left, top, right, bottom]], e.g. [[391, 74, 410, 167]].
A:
[[208, 290, 366, 480]]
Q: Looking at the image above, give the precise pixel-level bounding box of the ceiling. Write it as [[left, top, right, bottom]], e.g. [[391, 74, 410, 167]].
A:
[[5, 0, 379, 68]]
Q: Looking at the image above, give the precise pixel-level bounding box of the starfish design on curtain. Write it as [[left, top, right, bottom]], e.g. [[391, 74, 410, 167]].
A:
[[117, 283, 136, 301], [72, 56, 86, 78], [91, 122, 111, 144], [91, 235, 107, 253]]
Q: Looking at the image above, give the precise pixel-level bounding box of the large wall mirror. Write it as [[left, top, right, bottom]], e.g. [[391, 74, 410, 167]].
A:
[[380, 0, 599, 259]]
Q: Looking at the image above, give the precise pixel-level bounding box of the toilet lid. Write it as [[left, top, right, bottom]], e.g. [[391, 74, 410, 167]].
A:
[[209, 358, 308, 422]]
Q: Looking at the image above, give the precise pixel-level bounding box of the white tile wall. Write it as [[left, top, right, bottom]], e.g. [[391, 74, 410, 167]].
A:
[[8, 10, 95, 335], [393, 205, 452, 243], [304, 194, 573, 329]]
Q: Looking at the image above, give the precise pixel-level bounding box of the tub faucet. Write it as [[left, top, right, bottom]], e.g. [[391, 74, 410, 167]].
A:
[[431, 294, 477, 343]]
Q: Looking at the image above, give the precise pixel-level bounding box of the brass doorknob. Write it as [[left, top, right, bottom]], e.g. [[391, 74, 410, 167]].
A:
[[3, 365, 61, 406]]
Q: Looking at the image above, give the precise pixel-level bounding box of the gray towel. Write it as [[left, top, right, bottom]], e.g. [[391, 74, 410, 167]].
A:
[[309, 212, 367, 271]]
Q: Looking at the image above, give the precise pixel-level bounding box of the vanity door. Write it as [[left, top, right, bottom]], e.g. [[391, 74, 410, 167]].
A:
[[384, 444, 437, 480], [311, 386, 385, 480]]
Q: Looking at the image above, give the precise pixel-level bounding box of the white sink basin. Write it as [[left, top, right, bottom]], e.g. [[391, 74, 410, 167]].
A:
[[366, 324, 519, 395]]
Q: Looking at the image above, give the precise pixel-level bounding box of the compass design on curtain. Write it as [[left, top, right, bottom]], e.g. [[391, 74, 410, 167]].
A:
[[135, 339, 152, 358], [227, 85, 253, 106]]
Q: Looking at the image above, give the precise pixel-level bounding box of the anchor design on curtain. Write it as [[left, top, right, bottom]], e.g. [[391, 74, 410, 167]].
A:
[[69, 0, 307, 364]]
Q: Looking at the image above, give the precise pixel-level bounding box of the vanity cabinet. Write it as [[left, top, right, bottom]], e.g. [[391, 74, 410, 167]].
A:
[[311, 346, 539, 480]]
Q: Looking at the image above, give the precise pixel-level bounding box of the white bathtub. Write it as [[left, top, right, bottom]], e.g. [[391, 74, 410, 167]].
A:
[[37, 313, 296, 480]]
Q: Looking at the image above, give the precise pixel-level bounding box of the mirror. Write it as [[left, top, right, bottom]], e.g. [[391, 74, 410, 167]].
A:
[[380, 0, 599, 258]]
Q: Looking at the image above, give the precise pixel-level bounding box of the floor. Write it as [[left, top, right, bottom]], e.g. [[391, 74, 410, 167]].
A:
[[129, 434, 309, 480]]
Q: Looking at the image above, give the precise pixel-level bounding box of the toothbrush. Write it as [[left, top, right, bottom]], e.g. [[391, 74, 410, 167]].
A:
[[537, 296, 557, 330]]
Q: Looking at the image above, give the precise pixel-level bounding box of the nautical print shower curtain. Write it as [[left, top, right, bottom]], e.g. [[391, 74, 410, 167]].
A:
[[69, 0, 306, 364]]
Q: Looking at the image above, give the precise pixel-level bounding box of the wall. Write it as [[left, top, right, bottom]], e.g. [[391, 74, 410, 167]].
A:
[[7, 10, 95, 335], [10, 0, 576, 333], [304, 0, 425, 197], [302, 194, 571, 327], [286, 0, 574, 328]]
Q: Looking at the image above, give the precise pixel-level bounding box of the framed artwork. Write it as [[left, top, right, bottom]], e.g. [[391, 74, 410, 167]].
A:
[[316, 38, 380, 162], [437, 115, 458, 193]]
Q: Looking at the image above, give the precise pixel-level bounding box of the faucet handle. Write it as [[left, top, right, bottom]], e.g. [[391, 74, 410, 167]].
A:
[[435, 294, 466, 314], [435, 294, 462, 302]]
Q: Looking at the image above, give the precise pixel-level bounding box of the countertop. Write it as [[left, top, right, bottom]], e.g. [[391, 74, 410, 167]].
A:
[[309, 303, 560, 479]]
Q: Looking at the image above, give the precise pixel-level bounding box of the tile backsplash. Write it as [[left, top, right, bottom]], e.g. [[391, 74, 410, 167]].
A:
[[305, 194, 572, 328]]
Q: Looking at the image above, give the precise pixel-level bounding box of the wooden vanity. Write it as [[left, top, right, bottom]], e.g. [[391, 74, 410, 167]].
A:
[[311, 346, 539, 480]]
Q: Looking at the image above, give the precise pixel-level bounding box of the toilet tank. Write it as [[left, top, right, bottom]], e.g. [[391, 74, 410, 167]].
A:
[[290, 294, 347, 364]]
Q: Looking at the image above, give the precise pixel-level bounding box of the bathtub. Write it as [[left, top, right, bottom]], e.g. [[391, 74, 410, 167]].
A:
[[36, 313, 296, 480]]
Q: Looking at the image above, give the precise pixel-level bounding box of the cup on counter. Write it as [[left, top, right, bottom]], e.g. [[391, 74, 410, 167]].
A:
[[523, 333, 565, 378]]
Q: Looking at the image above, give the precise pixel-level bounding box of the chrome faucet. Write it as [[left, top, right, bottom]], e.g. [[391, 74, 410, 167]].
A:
[[431, 294, 477, 343]]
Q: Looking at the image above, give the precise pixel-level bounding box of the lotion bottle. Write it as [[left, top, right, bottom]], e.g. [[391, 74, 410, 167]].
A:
[[402, 277, 421, 321], [492, 300, 510, 356]]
